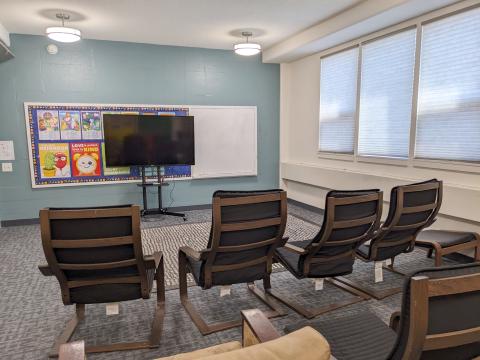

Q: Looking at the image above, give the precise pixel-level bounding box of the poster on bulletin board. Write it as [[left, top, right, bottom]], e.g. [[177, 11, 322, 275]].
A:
[[24, 103, 192, 188]]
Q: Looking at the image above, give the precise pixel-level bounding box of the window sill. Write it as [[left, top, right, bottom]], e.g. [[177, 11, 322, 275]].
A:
[[317, 152, 354, 162], [356, 155, 409, 167], [413, 159, 480, 174]]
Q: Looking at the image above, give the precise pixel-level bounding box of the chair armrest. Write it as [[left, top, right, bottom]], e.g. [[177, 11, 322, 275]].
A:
[[144, 251, 163, 270], [280, 237, 289, 246], [38, 264, 54, 276], [282, 243, 307, 255], [59, 340, 85, 360], [241, 309, 281, 347], [389, 311, 401, 332], [179, 246, 208, 261]]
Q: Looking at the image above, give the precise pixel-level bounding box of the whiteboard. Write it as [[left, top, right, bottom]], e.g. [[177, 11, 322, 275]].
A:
[[190, 106, 257, 179]]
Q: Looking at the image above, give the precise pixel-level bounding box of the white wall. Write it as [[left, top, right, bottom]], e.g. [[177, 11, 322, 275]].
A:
[[279, 53, 480, 248]]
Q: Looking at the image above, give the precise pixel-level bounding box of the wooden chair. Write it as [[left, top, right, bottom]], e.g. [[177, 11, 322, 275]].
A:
[[416, 230, 480, 267], [285, 262, 480, 360], [38, 205, 165, 357], [338, 179, 443, 299], [178, 190, 288, 335], [59, 309, 333, 360], [270, 189, 383, 318]]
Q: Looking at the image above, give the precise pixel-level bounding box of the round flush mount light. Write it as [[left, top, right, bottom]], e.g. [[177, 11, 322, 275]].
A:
[[46, 13, 81, 43], [234, 32, 261, 56]]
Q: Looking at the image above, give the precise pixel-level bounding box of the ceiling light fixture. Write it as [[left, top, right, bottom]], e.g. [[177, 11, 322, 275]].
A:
[[234, 32, 261, 56], [46, 13, 81, 43]]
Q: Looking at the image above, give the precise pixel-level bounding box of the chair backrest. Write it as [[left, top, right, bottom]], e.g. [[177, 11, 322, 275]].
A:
[[368, 179, 442, 261], [389, 263, 480, 360], [40, 205, 150, 305], [199, 190, 288, 288], [300, 189, 383, 277]]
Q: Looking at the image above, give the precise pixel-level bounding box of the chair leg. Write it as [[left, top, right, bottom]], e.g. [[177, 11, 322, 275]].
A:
[[149, 255, 166, 346], [50, 260, 166, 357], [179, 258, 285, 335], [383, 257, 407, 276], [266, 277, 371, 319], [49, 304, 85, 357], [335, 257, 403, 300], [435, 250, 443, 267], [335, 274, 402, 301]]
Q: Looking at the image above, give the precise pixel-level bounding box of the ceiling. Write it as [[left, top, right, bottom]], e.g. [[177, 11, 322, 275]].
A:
[[0, 0, 363, 50]]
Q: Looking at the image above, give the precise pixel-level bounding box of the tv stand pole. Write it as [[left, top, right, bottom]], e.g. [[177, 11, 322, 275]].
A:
[[138, 166, 186, 220]]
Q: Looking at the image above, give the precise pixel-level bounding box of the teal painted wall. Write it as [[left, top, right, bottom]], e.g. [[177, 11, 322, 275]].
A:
[[0, 34, 280, 221]]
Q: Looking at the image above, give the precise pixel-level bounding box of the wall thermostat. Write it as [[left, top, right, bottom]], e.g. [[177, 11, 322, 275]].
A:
[[46, 44, 58, 55]]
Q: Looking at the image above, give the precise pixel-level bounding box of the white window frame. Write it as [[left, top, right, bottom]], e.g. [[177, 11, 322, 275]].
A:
[[317, 0, 480, 174]]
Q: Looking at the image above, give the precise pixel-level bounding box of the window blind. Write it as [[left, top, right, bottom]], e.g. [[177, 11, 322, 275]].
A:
[[319, 47, 358, 153], [357, 29, 416, 159], [415, 7, 480, 162]]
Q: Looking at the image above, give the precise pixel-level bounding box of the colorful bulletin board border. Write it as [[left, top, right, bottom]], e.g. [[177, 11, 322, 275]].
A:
[[24, 102, 192, 188]]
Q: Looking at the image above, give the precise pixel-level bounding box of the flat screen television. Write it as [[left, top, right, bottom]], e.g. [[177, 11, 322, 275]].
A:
[[103, 114, 195, 166]]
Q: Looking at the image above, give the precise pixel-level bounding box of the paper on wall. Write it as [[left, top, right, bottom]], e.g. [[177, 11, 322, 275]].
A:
[[0, 141, 14, 160]]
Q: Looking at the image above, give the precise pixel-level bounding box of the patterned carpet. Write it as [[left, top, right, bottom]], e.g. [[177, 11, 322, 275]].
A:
[[141, 214, 319, 289], [0, 206, 464, 360]]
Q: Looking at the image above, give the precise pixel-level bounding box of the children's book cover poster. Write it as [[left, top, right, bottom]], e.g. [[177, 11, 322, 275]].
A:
[[101, 143, 131, 176], [37, 110, 60, 140], [59, 111, 81, 140], [81, 111, 102, 139], [71, 142, 102, 177], [38, 143, 71, 178]]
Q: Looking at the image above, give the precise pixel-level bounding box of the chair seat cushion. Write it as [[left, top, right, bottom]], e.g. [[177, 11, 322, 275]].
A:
[[276, 240, 355, 278], [416, 230, 477, 248], [275, 240, 310, 278], [284, 312, 396, 360], [156, 341, 242, 360], [356, 241, 412, 262]]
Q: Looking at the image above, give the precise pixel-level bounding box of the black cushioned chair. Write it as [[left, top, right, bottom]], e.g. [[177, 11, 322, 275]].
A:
[[285, 263, 480, 360], [338, 179, 442, 300], [38, 205, 165, 357], [268, 189, 383, 318], [178, 190, 288, 335]]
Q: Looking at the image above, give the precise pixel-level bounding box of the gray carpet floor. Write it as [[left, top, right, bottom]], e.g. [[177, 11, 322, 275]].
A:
[[0, 204, 464, 360]]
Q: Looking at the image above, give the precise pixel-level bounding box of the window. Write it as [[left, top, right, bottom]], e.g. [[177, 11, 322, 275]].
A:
[[317, 5, 480, 168], [358, 29, 416, 158], [318, 47, 358, 153], [415, 8, 480, 162]]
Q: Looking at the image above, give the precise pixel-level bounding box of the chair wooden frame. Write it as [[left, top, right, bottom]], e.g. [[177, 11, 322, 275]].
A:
[[417, 231, 480, 267], [393, 272, 480, 359], [38, 205, 165, 357], [268, 191, 382, 319], [339, 181, 443, 300], [179, 192, 288, 335], [60, 309, 327, 360]]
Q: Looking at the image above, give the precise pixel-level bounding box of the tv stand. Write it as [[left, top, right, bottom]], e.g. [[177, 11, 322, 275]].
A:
[[138, 166, 186, 220]]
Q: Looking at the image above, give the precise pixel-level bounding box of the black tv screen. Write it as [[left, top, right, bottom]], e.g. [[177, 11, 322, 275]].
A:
[[103, 114, 195, 166]]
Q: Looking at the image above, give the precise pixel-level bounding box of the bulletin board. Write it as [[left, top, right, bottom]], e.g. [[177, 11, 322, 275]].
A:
[[24, 103, 192, 188]]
